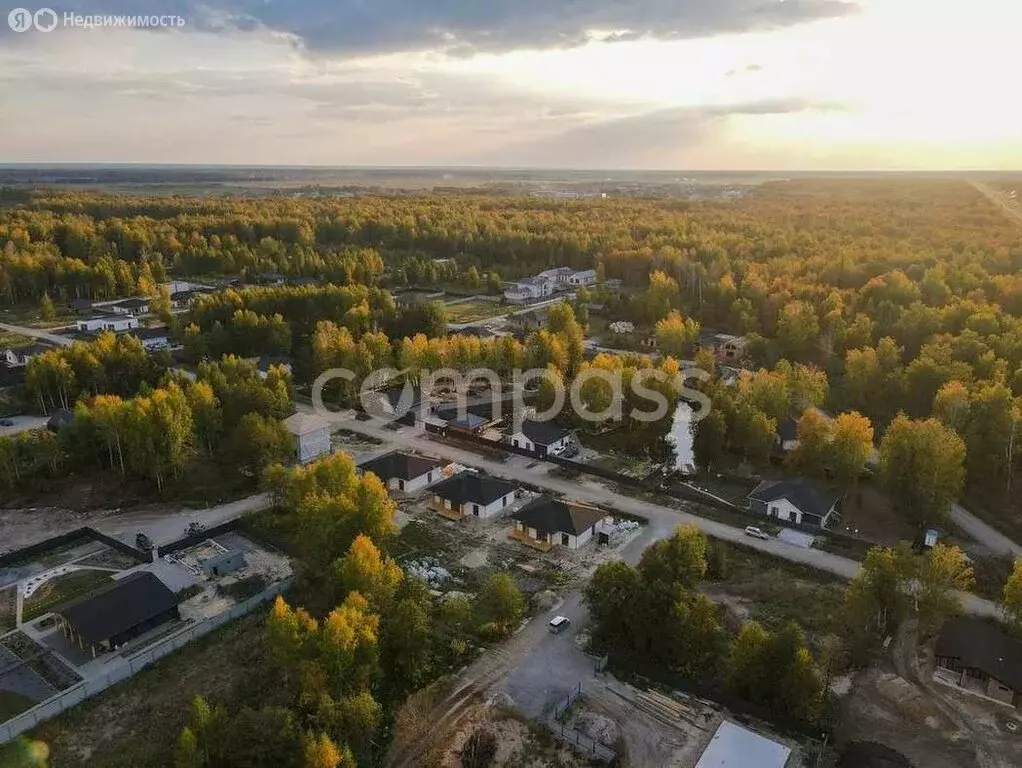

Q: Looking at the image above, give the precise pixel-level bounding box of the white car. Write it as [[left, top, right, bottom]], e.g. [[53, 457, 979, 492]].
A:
[[744, 525, 770, 540], [548, 615, 571, 634]]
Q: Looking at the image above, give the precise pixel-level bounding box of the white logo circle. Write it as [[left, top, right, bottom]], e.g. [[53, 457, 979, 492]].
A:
[[34, 7, 58, 32], [7, 7, 33, 32]]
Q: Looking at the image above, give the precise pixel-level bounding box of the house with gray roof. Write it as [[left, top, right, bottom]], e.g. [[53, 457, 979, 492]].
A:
[[510, 496, 608, 551], [747, 477, 840, 528]]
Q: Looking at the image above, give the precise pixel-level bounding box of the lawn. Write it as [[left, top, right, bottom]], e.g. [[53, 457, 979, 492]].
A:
[[0, 329, 36, 349], [21, 570, 113, 622], [443, 298, 507, 324], [0, 690, 35, 721], [32, 612, 276, 768]]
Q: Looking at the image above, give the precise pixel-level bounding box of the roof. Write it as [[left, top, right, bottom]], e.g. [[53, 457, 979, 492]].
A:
[[112, 297, 149, 309], [282, 412, 331, 436], [513, 496, 605, 536], [695, 721, 791, 768], [57, 571, 180, 646], [128, 327, 169, 341], [358, 451, 444, 481], [79, 314, 129, 323], [431, 473, 516, 506], [8, 343, 50, 357], [515, 418, 572, 446], [776, 417, 799, 443], [447, 413, 489, 430], [936, 616, 1022, 691], [46, 408, 75, 432], [748, 478, 840, 520]]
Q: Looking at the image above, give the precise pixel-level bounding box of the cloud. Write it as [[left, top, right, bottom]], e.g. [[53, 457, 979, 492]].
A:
[[477, 99, 844, 168], [0, 0, 859, 56]]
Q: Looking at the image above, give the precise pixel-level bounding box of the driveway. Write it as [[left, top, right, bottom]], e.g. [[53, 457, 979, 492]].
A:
[[949, 503, 1021, 557], [0, 416, 49, 437]]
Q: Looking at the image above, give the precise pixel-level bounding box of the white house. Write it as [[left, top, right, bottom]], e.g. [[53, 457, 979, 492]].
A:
[[430, 472, 516, 520], [358, 451, 446, 494], [504, 277, 554, 304], [2, 343, 50, 368], [506, 418, 573, 457], [76, 315, 140, 333], [282, 412, 332, 464], [567, 269, 597, 287], [747, 477, 840, 528], [537, 267, 574, 284], [609, 321, 635, 334], [510, 496, 609, 550]]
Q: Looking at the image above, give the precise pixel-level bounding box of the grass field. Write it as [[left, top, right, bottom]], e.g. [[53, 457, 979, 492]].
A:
[[22, 571, 113, 622], [443, 298, 507, 323], [32, 612, 275, 767], [0, 586, 17, 633], [0, 329, 35, 349]]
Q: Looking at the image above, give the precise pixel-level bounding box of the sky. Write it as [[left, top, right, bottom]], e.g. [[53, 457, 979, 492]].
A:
[[0, 0, 1020, 169]]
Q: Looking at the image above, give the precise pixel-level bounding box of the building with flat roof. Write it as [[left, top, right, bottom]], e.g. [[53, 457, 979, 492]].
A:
[[55, 572, 181, 658], [695, 721, 791, 768]]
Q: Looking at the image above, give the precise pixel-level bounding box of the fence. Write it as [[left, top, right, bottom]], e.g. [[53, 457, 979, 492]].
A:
[[0, 577, 293, 744], [546, 683, 617, 764], [156, 518, 244, 557], [0, 527, 149, 571]]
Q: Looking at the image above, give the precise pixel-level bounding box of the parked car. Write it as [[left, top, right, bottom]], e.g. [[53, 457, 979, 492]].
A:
[[548, 615, 571, 634], [744, 525, 770, 540], [0, 418, 14, 427]]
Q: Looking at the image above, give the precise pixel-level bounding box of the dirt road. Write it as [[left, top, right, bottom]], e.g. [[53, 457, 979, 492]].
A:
[[970, 181, 1022, 228]]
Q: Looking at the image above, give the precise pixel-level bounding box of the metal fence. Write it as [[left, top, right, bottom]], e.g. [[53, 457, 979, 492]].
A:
[[546, 683, 617, 765], [0, 577, 293, 744]]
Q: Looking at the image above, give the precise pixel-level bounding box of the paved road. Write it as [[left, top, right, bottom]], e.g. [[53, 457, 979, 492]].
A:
[[950, 502, 1022, 557], [0, 416, 49, 437], [306, 407, 999, 618], [0, 322, 73, 347], [96, 492, 271, 548]]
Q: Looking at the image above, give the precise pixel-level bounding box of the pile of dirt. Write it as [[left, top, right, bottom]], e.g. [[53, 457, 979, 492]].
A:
[[572, 709, 620, 746]]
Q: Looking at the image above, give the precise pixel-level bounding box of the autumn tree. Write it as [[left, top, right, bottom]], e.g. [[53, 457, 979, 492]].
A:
[[474, 573, 524, 638], [829, 411, 874, 487], [1001, 557, 1022, 634], [878, 415, 966, 525], [333, 534, 403, 610], [655, 310, 700, 358]]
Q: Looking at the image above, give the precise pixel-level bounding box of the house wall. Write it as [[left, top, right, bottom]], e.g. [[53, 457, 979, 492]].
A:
[[395, 469, 437, 494], [509, 433, 536, 453], [765, 498, 804, 524], [985, 677, 1017, 705], [76, 317, 139, 332], [464, 492, 514, 519], [514, 520, 597, 549], [296, 428, 331, 463]]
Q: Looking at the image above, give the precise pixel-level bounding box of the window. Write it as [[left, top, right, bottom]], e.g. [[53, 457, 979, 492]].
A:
[[502, 496, 508, 507], [473, 504, 480, 517], [398, 480, 405, 491], [561, 533, 570, 546]]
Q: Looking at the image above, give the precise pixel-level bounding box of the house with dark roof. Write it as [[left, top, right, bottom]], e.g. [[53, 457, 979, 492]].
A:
[[54, 571, 180, 658], [126, 327, 171, 351], [505, 418, 573, 457], [46, 408, 75, 433], [358, 451, 446, 493], [510, 496, 608, 551], [2, 343, 50, 368], [109, 297, 151, 316], [430, 472, 517, 520], [935, 616, 1022, 708], [747, 477, 840, 528]]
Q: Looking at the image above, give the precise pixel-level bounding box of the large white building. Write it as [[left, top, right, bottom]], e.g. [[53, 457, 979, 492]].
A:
[[504, 277, 554, 304], [76, 315, 140, 333], [283, 412, 332, 464], [567, 269, 597, 286]]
